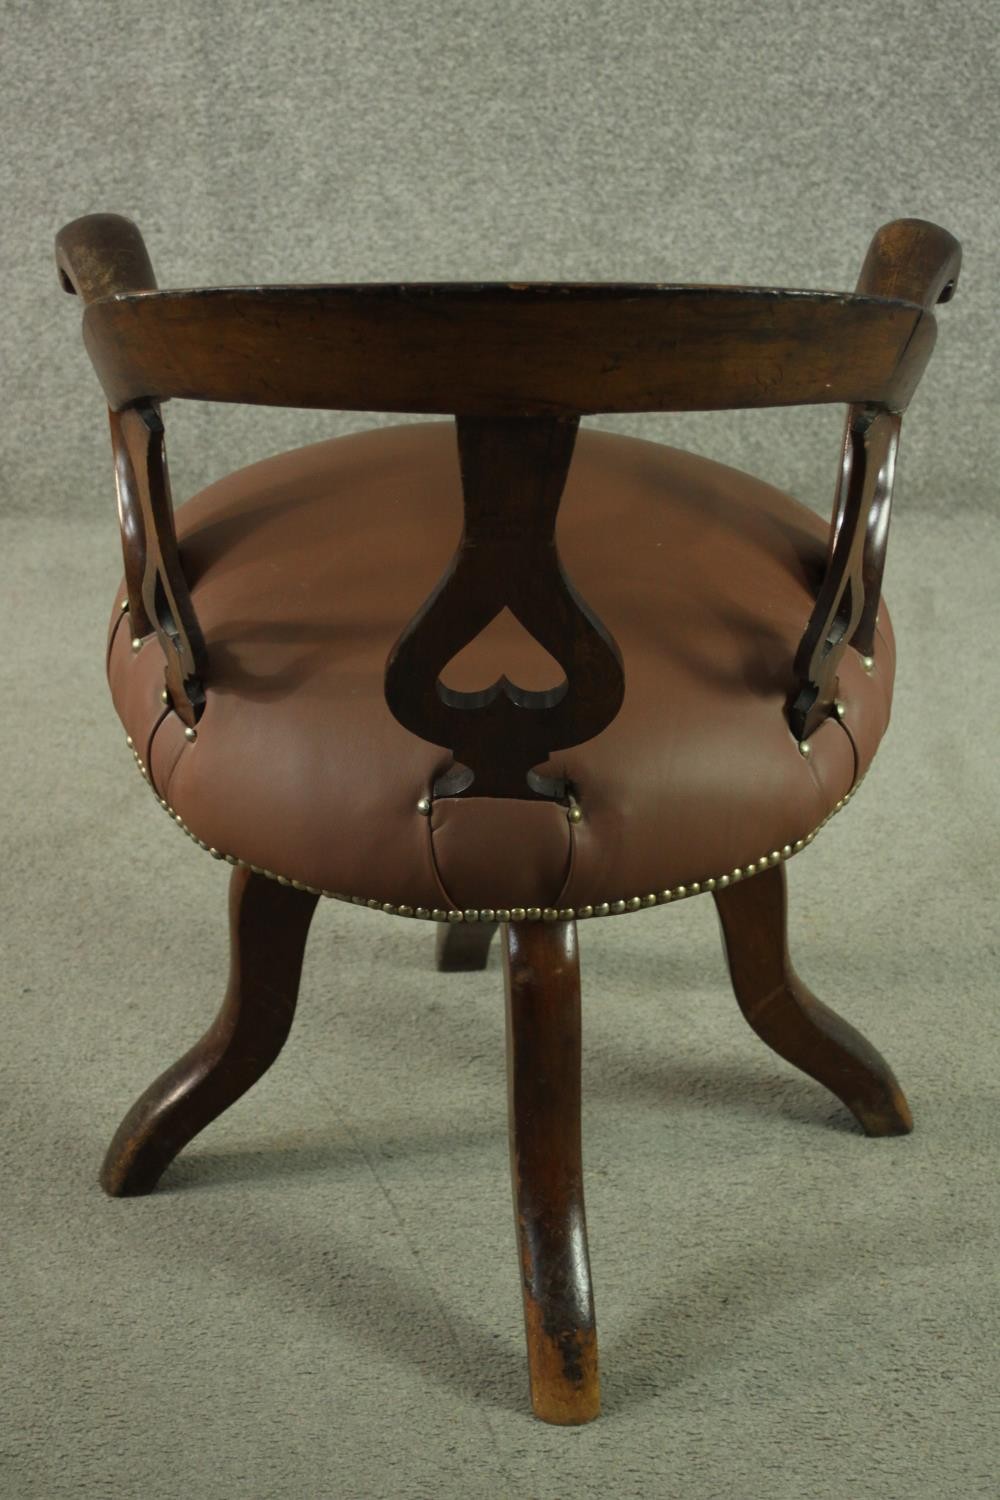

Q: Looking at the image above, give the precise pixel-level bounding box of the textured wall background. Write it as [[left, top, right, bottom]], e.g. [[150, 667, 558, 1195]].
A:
[[1, 0, 995, 524]]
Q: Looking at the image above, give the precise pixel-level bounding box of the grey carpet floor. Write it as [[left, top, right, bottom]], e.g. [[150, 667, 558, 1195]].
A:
[[2, 501, 998, 1499]]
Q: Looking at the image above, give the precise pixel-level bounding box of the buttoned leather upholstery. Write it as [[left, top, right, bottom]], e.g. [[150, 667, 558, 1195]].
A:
[[107, 422, 894, 915]]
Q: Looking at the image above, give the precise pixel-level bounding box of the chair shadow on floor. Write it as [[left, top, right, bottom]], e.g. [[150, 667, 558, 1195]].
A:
[[112, 1066, 922, 1420], [157, 1052, 864, 1193]]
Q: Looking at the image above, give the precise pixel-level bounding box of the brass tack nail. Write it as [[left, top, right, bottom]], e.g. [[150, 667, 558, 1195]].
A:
[[577, 905, 593, 918], [716, 875, 730, 889], [542, 907, 559, 921], [398, 905, 413, 918], [594, 903, 610, 917], [610, 900, 626, 914], [626, 896, 642, 911], [861, 655, 875, 673], [690, 882, 701, 895], [119, 598, 130, 611], [746, 863, 757, 876], [382, 902, 396, 913], [675, 885, 687, 898], [276, 875, 290, 886], [481, 908, 496, 923], [731, 868, 743, 882], [184, 726, 197, 742], [365, 898, 380, 910], [416, 796, 432, 815], [798, 739, 811, 758], [794, 838, 805, 851], [125, 735, 133, 748], [448, 910, 464, 923], [782, 844, 793, 857], [526, 907, 541, 921], [508, 907, 525, 922], [131, 636, 143, 652], [464, 909, 479, 923], [704, 878, 716, 891], [658, 889, 673, 902], [415, 907, 429, 919], [559, 907, 575, 920], [642, 894, 657, 908], [835, 700, 847, 720], [496, 908, 510, 922], [567, 805, 583, 825], [160, 688, 170, 705]]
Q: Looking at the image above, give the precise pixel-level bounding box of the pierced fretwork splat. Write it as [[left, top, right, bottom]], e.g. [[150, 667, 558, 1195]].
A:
[[114, 402, 206, 726], [384, 416, 625, 800], [790, 405, 900, 740]]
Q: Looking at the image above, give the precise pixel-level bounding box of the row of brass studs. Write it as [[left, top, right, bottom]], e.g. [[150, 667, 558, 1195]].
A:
[[124, 733, 863, 922]]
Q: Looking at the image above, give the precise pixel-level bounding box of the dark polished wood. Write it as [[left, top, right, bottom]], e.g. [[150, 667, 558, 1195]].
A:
[[848, 219, 961, 654], [101, 868, 319, 1195], [713, 863, 912, 1136], [386, 416, 624, 799], [59, 211, 931, 418], [790, 406, 899, 738], [116, 402, 206, 726], [503, 920, 599, 1424], [435, 921, 498, 971], [790, 218, 962, 732]]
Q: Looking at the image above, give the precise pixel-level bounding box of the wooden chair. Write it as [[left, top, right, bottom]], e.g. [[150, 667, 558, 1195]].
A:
[[56, 213, 959, 1424]]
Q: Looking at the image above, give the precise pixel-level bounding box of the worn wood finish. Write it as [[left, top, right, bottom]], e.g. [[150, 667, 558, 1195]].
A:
[[56, 212, 157, 304], [101, 868, 319, 1195], [503, 920, 599, 1424], [713, 863, 912, 1136], [435, 921, 498, 971], [386, 416, 624, 798]]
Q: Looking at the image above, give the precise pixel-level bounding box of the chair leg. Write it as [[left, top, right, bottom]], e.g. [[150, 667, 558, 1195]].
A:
[[713, 862, 912, 1136], [435, 921, 498, 971], [502, 919, 600, 1424], [100, 866, 320, 1196]]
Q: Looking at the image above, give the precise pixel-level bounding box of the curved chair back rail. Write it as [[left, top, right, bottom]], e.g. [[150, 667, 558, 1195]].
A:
[[57, 213, 960, 784], [81, 282, 930, 417]]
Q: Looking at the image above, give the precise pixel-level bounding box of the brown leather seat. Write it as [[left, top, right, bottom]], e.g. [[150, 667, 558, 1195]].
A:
[[108, 421, 893, 918]]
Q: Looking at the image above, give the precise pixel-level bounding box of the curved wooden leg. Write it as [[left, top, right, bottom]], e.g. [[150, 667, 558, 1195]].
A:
[[502, 919, 600, 1424], [101, 867, 320, 1196], [713, 863, 912, 1136], [435, 921, 498, 971]]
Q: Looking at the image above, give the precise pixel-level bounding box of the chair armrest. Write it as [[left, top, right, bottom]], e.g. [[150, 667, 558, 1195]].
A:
[[789, 220, 960, 742], [855, 217, 961, 309], [55, 213, 157, 304], [56, 219, 205, 724]]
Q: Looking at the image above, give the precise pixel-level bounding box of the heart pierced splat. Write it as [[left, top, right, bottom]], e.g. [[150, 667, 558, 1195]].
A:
[[384, 415, 625, 799]]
